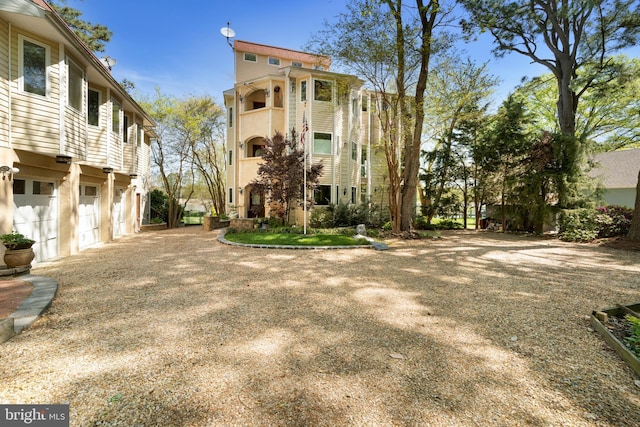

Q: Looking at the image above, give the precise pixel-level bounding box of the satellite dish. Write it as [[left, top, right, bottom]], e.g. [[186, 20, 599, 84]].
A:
[[101, 56, 117, 71], [220, 26, 235, 39], [220, 22, 235, 48]]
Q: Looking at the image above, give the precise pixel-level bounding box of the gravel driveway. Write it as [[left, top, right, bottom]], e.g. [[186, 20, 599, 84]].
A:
[[1, 227, 639, 426]]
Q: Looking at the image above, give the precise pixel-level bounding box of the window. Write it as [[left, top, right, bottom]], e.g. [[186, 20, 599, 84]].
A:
[[301, 80, 307, 102], [85, 186, 97, 196], [228, 107, 233, 127], [351, 187, 357, 204], [111, 99, 121, 134], [88, 89, 100, 126], [67, 58, 83, 111], [351, 141, 357, 161], [229, 188, 233, 204], [229, 150, 233, 165], [33, 181, 54, 195], [314, 185, 331, 205], [361, 148, 367, 177], [313, 132, 332, 155], [123, 115, 129, 143], [292, 61, 302, 68], [314, 79, 332, 102], [21, 38, 48, 96], [244, 53, 257, 62], [268, 57, 280, 66], [362, 97, 368, 112], [13, 180, 26, 195]]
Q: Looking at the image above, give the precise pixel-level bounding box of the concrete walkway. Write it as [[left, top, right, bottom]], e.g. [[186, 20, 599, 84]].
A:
[[0, 274, 58, 343]]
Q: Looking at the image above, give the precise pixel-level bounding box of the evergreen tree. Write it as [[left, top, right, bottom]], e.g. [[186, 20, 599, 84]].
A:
[[50, 0, 112, 52]]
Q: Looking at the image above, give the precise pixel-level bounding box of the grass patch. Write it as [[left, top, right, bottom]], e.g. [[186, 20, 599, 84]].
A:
[[224, 232, 370, 247]]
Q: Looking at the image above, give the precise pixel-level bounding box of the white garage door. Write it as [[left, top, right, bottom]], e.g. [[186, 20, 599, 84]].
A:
[[79, 184, 100, 249], [112, 188, 126, 238], [12, 178, 58, 263]]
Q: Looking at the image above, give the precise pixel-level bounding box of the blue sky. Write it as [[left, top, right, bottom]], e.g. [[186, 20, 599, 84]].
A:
[[60, 0, 631, 107]]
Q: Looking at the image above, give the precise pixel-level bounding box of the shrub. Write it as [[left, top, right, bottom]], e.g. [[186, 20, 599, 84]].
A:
[[333, 202, 353, 227], [310, 207, 334, 228], [595, 205, 633, 238], [559, 206, 634, 242], [624, 315, 640, 359], [558, 209, 600, 242]]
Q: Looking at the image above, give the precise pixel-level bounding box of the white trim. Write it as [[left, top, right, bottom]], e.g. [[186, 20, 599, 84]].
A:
[[66, 55, 85, 113], [18, 34, 50, 98], [87, 87, 101, 127]]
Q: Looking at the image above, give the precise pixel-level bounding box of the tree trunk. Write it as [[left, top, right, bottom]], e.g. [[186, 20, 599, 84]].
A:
[[627, 171, 640, 240], [400, 0, 437, 232]]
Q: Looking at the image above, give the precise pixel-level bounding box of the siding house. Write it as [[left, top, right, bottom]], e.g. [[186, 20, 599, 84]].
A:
[[0, 0, 155, 265], [224, 40, 389, 222], [591, 148, 640, 208]]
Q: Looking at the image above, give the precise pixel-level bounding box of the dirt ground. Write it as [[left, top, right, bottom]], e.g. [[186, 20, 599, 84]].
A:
[[1, 228, 639, 426]]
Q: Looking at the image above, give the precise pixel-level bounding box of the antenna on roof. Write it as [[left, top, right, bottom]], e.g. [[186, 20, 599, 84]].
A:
[[101, 56, 117, 71], [220, 22, 235, 48]]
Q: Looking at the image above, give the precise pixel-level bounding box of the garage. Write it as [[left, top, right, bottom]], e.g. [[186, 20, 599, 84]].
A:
[[112, 188, 126, 238], [12, 178, 59, 263], [79, 184, 100, 250]]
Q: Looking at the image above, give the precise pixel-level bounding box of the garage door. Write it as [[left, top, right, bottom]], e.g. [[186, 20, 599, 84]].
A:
[[79, 184, 100, 249], [12, 178, 58, 263], [112, 188, 126, 238]]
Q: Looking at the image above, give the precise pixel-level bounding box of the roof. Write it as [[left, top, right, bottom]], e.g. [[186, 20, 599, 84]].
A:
[[591, 148, 640, 189], [234, 40, 331, 70], [13, 0, 155, 129]]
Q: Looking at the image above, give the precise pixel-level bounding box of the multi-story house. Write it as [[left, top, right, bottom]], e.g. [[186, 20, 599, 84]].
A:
[[224, 40, 389, 223], [0, 0, 155, 264]]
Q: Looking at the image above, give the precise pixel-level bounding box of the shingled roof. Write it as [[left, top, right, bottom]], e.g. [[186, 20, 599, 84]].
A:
[[591, 148, 640, 189]]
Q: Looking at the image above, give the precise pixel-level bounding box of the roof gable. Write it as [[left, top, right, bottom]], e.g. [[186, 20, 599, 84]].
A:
[[592, 148, 640, 189], [234, 40, 331, 70]]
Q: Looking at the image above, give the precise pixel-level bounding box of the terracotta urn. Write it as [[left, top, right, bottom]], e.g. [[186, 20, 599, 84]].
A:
[[3, 248, 35, 268]]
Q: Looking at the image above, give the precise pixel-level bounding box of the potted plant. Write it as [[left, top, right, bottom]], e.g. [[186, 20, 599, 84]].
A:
[[1, 232, 35, 268]]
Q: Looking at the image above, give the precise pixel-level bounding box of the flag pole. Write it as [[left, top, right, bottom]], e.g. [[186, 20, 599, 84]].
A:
[[303, 110, 307, 235]]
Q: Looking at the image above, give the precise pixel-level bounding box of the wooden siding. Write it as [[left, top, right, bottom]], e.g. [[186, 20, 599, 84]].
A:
[[0, 18, 8, 148], [10, 30, 61, 154], [64, 107, 85, 159], [86, 85, 107, 164]]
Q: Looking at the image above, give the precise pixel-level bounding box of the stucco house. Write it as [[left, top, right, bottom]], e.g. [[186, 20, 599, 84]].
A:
[[224, 40, 389, 223], [591, 148, 640, 208], [0, 0, 155, 265]]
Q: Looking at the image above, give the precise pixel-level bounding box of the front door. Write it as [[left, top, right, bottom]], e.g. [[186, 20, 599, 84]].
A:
[[248, 187, 265, 218]]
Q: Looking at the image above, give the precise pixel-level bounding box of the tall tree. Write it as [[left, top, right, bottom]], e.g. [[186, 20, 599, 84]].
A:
[[310, 0, 450, 233], [139, 89, 192, 228], [461, 0, 640, 206], [515, 56, 640, 152], [481, 95, 533, 230], [420, 56, 498, 223], [50, 0, 112, 52], [628, 171, 640, 240], [175, 96, 227, 216], [253, 131, 323, 224]]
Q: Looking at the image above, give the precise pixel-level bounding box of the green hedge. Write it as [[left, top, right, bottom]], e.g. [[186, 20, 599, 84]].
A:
[[559, 206, 633, 242]]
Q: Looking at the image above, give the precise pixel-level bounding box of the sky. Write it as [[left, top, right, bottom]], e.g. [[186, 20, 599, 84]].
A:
[[59, 0, 635, 108]]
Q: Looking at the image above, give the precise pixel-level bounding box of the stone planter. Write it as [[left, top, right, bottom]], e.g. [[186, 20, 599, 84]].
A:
[[3, 248, 35, 268], [140, 223, 167, 232]]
